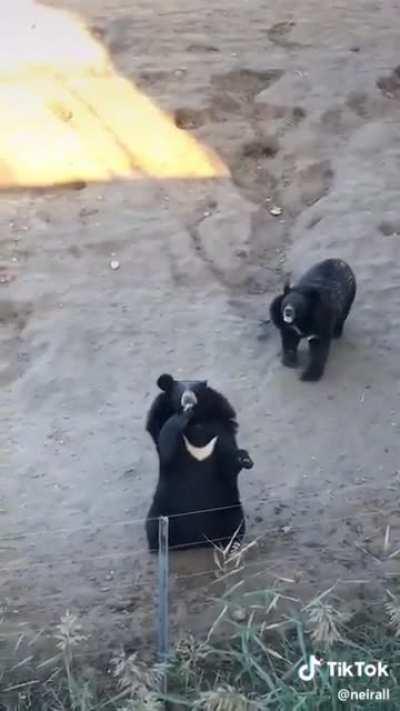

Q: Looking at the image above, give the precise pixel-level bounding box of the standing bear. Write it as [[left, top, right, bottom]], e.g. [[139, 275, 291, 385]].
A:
[[145, 373, 253, 552], [270, 258, 356, 381]]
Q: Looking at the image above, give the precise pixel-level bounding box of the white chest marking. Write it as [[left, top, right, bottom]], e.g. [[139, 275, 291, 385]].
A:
[[290, 324, 303, 336], [183, 435, 218, 461], [307, 334, 319, 342]]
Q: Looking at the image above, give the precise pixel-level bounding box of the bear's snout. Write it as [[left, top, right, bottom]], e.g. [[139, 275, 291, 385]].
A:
[[181, 390, 197, 411]]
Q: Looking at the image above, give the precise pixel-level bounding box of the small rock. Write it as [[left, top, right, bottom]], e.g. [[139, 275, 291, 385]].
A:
[[123, 468, 136, 479], [231, 607, 247, 622], [79, 207, 99, 218], [235, 248, 248, 258], [0, 272, 16, 284], [270, 206, 282, 216], [110, 260, 120, 270]]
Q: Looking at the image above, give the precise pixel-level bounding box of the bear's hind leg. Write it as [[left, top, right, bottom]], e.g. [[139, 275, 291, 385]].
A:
[[334, 296, 354, 338], [213, 516, 245, 551], [335, 283, 356, 338], [333, 320, 344, 338], [146, 512, 184, 551], [146, 515, 160, 553]]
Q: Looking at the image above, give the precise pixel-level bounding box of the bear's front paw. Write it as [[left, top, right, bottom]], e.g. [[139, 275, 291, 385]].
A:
[[300, 368, 323, 382], [237, 449, 254, 469], [282, 350, 298, 368]]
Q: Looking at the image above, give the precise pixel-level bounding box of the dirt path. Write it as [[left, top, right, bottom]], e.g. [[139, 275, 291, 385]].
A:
[[1, 0, 400, 674]]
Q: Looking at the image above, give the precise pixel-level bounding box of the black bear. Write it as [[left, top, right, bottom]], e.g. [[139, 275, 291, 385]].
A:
[[270, 258, 356, 381], [145, 373, 253, 552]]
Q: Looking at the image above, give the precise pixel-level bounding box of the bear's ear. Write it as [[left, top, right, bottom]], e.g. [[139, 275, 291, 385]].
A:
[[157, 373, 174, 392], [202, 380, 208, 387], [269, 293, 284, 326]]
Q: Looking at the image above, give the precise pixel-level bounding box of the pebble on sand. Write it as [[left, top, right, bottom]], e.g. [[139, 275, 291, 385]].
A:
[[270, 206, 283, 216]]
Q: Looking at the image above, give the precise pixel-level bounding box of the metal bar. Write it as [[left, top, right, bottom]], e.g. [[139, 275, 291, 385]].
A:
[[158, 515, 169, 694]]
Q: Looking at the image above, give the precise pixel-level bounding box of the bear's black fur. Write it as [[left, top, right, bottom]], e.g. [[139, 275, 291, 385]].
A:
[[270, 258, 356, 381], [145, 373, 253, 552]]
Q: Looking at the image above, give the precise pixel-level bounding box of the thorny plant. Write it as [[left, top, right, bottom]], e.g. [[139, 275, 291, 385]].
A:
[[116, 702, 162, 711], [209, 532, 261, 633], [303, 586, 351, 648], [112, 650, 165, 709], [385, 590, 400, 637], [173, 633, 210, 687], [55, 611, 88, 694], [192, 685, 260, 710], [212, 531, 258, 583]]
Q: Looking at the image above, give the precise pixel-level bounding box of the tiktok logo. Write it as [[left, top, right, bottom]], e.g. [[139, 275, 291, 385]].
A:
[[298, 655, 324, 681], [298, 655, 389, 681]]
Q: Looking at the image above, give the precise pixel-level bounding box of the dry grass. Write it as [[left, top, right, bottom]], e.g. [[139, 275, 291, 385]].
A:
[[385, 590, 400, 637], [303, 586, 350, 647], [2, 543, 400, 710]]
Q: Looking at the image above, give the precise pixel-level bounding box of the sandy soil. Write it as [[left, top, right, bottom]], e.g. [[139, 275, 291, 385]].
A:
[[1, 0, 400, 674]]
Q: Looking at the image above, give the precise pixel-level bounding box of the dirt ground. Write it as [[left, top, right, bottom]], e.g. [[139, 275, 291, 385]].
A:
[[1, 0, 400, 675]]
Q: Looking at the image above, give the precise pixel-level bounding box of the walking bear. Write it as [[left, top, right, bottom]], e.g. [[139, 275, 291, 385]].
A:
[[270, 258, 356, 381], [145, 373, 253, 552]]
